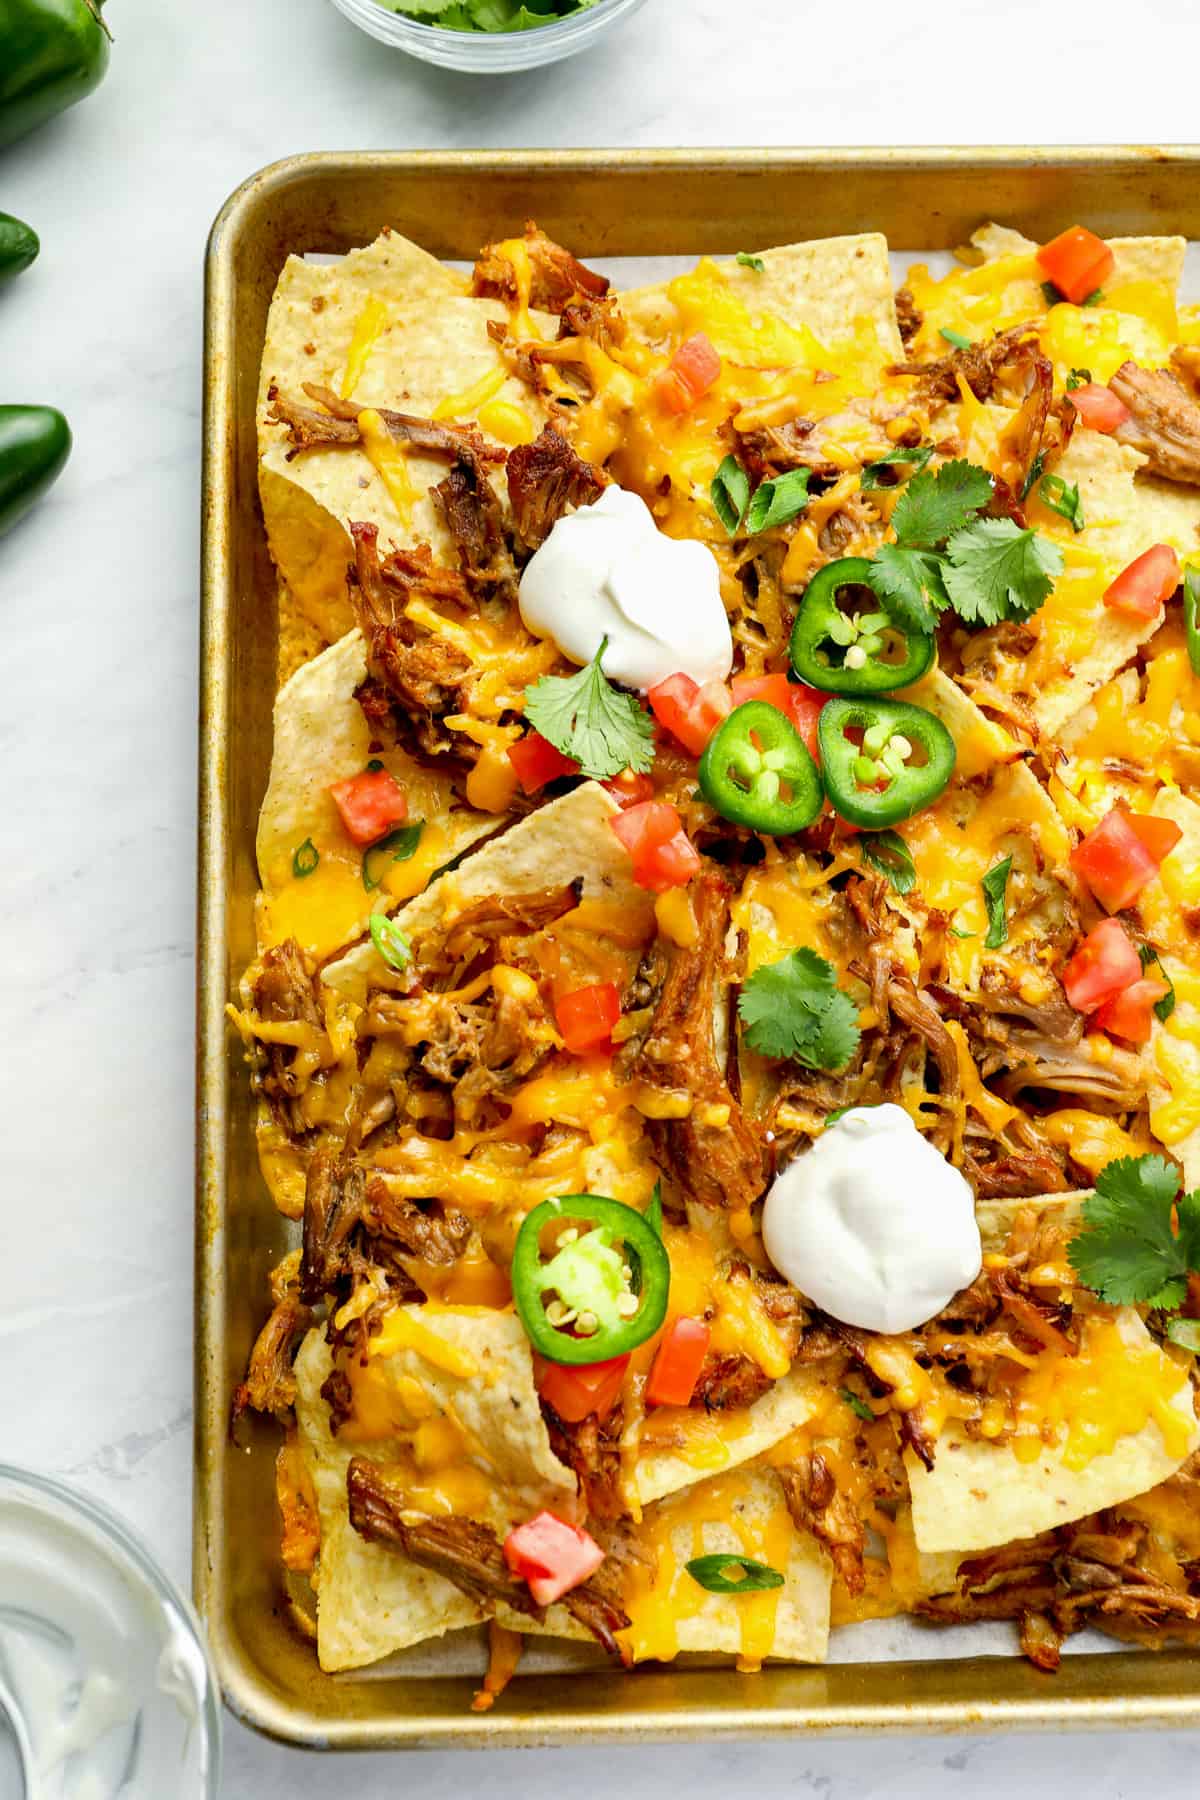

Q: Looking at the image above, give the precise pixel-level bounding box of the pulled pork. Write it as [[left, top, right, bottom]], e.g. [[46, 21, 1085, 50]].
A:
[[243, 938, 330, 1132], [542, 1401, 625, 1521], [692, 1351, 775, 1411], [300, 1147, 367, 1303], [1110, 359, 1200, 486], [231, 1295, 313, 1427], [346, 1458, 631, 1654], [920, 1510, 1200, 1663], [506, 425, 604, 549], [625, 869, 765, 1212], [894, 286, 923, 348], [777, 1454, 866, 1595], [349, 522, 473, 761], [472, 221, 610, 315]]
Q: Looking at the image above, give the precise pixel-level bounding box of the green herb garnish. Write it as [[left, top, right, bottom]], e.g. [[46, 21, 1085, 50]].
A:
[[524, 638, 655, 781], [1069, 1155, 1200, 1310], [685, 1554, 785, 1595], [939, 327, 972, 350], [736, 252, 766, 273], [981, 854, 1013, 949], [368, 911, 412, 972], [738, 947, 861, 1073], [362, 823, 424, 892], [711, 453, 750, 536], [860, 829, 917, 895], [379, 0, 606, 32], [292, 838, 319, 879], [1039, 473, 1085, 533], [745, 467, 813, 535], [859, 443, 933, 492]]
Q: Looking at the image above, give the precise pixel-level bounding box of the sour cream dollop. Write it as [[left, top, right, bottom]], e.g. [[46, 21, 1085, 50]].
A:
[[517, 486, 733, 692], [762, 1104, 982, 1335]]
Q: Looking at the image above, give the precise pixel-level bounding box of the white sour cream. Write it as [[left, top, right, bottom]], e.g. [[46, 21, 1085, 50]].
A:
[[518, 485, 733, 692], [761, 1104, 982, 1334]]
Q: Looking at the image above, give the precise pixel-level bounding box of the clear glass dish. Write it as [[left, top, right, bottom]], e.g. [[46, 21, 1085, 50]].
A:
[[325, 0, 650, 72], [0, 1465, 221, 1799]]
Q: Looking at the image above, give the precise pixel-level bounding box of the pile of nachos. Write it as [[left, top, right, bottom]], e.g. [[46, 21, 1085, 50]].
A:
[[230, 215, 1200, 1695]]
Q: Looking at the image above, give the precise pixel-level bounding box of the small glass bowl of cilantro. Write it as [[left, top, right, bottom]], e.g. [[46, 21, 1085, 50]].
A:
[[327, 0, 649, 71]]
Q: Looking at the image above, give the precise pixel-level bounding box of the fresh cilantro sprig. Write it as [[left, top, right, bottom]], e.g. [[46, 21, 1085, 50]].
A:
[[381, 0, 603, 29], [865, 457, 1064, 632], [1138, 942, 1176, 1022], [523, 638, 655, 780], [859, 443, 933, 492], [1068, 1155, 1200, 1310], [737, 947, 861, 1072]]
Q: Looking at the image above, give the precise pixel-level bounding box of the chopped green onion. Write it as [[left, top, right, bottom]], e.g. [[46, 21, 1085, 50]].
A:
[[685, 1554, 784, 1595], [362, 822, 424, 892], [1040, 280, 1061, 308], [839, 1387, 875, 1423], [939, 327, 972, 350], [1065, 367, 1091, 391], [369, 911, 412, 972], [1184, 567, 1200, 678], [745, 467, 812, 534], [736, 252, 766, 273], [710, 453, 751, 536], [292, 838, 319, 879], [1019, 450, 1047, 502], [1167, 1318, 1200, 1352]]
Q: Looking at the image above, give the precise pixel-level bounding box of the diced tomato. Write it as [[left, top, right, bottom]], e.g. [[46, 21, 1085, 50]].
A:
[[508, 732, 580, 794], [647, 672, 732, 756], [602, 768, 656, 809], [731, 672, 826, 762], [536, 1354, 629, 1424], [1126, 811, 1184, 864], [328, 767, 408, 847], [556, 983, 621, 1056], [610, 800, 702, 892], [503, 1512, 605, 1607], [1068, 382, 1130, 434], [1062, 917, 1143, 1015], [645, 1316, 712, 1408], [1103, 544, 1181, 621], [655, 332, 722, 414], [1036, 225, 1115, 304], [1092, 976, 1171, 1045], [1071, 806, 1181, 913]]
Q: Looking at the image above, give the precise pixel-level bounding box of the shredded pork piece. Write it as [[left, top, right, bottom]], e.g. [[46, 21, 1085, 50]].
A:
[[777, 1454, 867, 1595], [626, 869, 765, 1212], [349, 523, 474, 757], [894, 286, 923, 348], [363, 1179, 472, 1265], [542, 1400, 625, 1521], [506, 425, 604, 549], [691, 1352, 775, 1411], [231, 1296, 313, 1426], [1110, 359, 1200, 486], [300, 1147, 368, 1304], [472, 221, 610, 314]]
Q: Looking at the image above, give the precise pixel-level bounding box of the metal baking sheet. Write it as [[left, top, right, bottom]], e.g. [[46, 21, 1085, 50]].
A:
[[197, 146, 1200, 1747]]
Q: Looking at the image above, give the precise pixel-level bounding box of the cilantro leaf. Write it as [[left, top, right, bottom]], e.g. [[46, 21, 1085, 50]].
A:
[[981, 855, 1012, 949], [890, 458, 993, 551], [865, 543, 949, 635], [1138, 942, 1176, 1022], [736, 251, 765, 273], [943, 517, 1063, 625], [711, 453, 750, 536], [1067, 1155, 1190, 1309], [737, 947, 861, 1072], [745, 467, 812, 534], [860, 829, 917, 895], [1039, 473, 1085, 533], [859, 443, 933, 492], [524, 639, 655, 780]]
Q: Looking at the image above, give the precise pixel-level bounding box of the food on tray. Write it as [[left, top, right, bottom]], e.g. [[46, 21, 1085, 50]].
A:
[[231, 214, 1200, 1695]]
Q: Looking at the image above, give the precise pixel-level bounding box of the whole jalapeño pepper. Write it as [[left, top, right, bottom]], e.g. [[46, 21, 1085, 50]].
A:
[[0, 404, 71, 537], [0, 211, 39, 280], [698, 700, 824, 835], [789, 556, 935, 695], [0, 0, 111, 149], [818, 695, 955, 829], [511, 1194, 669, 1365]]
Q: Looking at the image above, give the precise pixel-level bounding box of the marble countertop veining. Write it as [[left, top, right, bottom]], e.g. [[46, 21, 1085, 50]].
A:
[[1, 0, 1197, 1790]]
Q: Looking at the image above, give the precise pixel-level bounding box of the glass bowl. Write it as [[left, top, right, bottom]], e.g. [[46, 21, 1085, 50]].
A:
[[0, 1465, 221, 1799], [326, 0, 650, 72]]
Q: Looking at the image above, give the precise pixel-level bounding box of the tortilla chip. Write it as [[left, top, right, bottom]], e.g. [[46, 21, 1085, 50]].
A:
[[621, 235, 903, 366], [294, 1309, 577, 1673], [504, 1464, 831, 1665], [1139, 786, 1200, 1183], [630, 1364, 833, 1511], [259, 234, 553, 643], [253, 629, 496, 960], [322, 779, 651, 1001], [907, 1302, 1199, 1556], [971, 223, 1186, 295]]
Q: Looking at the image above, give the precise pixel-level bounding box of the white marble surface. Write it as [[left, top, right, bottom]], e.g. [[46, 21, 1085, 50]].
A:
[[2, 0, 1199, 1790]]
